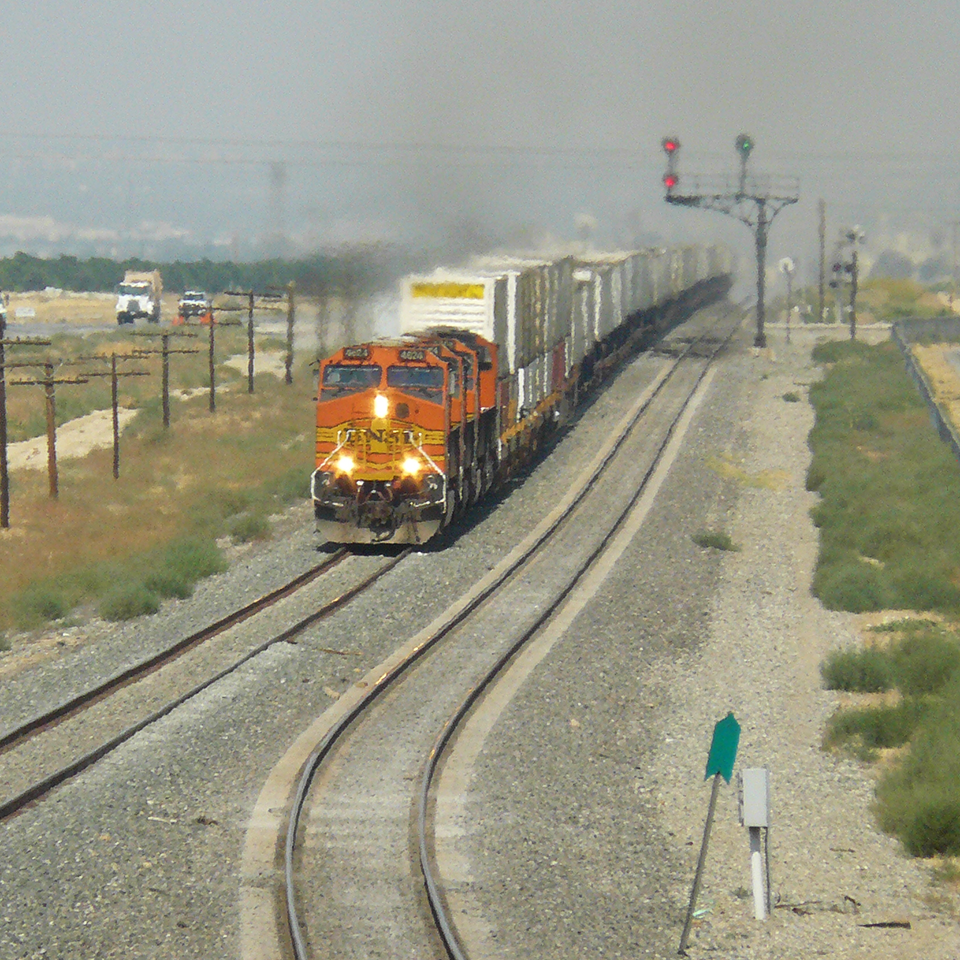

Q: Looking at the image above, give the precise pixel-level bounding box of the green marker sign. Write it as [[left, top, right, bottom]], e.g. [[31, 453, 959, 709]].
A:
[[704, 712, 740, 784]]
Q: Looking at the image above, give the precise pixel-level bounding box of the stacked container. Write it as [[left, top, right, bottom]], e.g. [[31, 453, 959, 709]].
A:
[[399, 244, 729, 431]]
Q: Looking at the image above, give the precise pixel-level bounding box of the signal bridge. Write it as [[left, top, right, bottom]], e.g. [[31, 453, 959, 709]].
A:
[[661, 135, 799, 348], [665, 173, 800, 219]]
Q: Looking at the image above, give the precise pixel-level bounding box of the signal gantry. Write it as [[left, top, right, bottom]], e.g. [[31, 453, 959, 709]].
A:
[[661, 135, 799, 348]]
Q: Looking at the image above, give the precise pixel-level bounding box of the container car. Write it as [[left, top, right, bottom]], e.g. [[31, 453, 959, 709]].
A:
[[312, 244, 732, 544]]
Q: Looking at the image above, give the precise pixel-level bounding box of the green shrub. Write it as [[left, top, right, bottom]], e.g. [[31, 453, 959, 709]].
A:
[[267, 466, 309, 504], [876, 681, 960, 855], [227, 512, 271, 544], [825, 699, 926, 753], [812, 560, 890, 613], [692, 530, 740, 552], [821, 646, 893, 693], [98, 584, 161, 621], [782, 391, 801, 403], [205, 489, 251, 522], [897, 799, 960, 857], [136, 537, 226, 602], [11, 585, 71, 629], [156, 538, 227, 582], [890, 569, 960, 613], [891, 631, 960, 696], [805, 463, 826, 492], [144, 570, 195, 600], [808, 340, 960, 615], [870, 618, 938, 634]]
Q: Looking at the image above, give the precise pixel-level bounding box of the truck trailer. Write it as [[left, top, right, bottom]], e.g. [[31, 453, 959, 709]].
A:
[[116, 270, 162, 324]]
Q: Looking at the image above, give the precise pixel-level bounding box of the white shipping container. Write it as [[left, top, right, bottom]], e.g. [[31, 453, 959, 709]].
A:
[[472, 255, 574, 371], [469, 259, 544, 372], [400, 271, 521, 373], [522, 355, 546, 411], [571, 267, 594, 366], [635, 252, 655, 312]]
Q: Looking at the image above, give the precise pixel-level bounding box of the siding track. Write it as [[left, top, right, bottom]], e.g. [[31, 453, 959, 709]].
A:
[[0, 547, 409, 821]]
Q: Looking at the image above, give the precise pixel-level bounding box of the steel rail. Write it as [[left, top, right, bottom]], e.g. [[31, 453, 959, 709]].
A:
[[0, 548, 409, 822], [417, 317, 740, 960], [282, 312, 740, 960], [0, 548, 350, 755]]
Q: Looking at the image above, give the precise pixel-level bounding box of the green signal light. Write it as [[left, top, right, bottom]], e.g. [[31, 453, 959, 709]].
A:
[[735, 134, 754, 158]]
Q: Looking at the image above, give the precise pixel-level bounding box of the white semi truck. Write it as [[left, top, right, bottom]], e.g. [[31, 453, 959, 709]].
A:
[[116, 270, 162, 324]]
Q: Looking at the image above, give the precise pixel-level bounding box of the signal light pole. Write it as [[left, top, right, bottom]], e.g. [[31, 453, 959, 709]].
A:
[[661, 135, 799, 348], [829, 226, 863, 340]]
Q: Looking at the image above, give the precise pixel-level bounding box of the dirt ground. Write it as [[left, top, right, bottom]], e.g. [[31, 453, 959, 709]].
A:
[[4, 290, 182, 325], [6, 409, 139, 472], [913, 343, 960, 429]]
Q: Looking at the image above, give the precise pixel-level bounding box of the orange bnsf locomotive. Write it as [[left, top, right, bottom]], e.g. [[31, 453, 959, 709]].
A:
[[312, 332, 500, 544], [312, 246, 733, 544]]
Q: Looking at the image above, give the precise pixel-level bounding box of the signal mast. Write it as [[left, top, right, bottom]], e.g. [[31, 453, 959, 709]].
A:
[[660, 135, 799, 348]]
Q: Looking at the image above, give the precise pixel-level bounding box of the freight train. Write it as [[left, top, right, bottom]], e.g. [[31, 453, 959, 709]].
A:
[[312, 245, 732, 544]]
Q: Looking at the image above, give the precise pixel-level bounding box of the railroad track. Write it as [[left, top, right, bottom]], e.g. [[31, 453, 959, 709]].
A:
[[0, 547, 410, 821], [274, 310, 742, 960]]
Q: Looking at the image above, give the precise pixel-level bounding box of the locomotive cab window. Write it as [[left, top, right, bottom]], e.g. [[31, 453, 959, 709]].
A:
[[321, 364, 382, 394], [387, 365, 444, 403]]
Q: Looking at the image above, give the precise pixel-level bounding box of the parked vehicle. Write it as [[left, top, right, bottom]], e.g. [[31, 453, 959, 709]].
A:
[[177, 290, 211, 322], [116, 270, 162, 325]]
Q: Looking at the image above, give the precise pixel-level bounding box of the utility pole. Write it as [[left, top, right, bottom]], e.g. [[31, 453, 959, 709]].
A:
[[8, 362, 89, 500], [818, 199, 826, 322], [779, 257, 796, 344], [285, 281, 295, 385], [72, 354, 150, 478], [131, 330, 199, 428], [246, 291, 255, 392], [662, 135, 799, 348], [951, 221, 959, 314], [846, 227, 863, 340], [207, 308, 216, 412], [0, 322, 50, 527]]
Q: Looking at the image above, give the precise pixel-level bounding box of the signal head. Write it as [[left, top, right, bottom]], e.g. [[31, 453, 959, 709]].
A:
[[662, 136, 680, 155], [735, 133, 754, 159], [663, 172, 679, 190]]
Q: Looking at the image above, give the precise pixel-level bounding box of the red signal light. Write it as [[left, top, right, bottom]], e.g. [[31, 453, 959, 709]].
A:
[[663, 172, 678, 190], [662, 137, 680, 155]]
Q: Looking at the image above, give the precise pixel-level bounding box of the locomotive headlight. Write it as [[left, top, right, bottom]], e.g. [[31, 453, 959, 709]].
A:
[[336, 454, 355, 475], [373, 394, 389, 418], [401, 456, 421, 477]]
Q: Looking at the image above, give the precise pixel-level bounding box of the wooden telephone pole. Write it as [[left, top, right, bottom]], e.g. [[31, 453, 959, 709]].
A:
[[0, 316, 51, 526]]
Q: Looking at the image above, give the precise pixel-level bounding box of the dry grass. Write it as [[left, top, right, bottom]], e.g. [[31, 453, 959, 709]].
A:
[[914, 343, 960, 432], [6, 290, 181, 325], [0, 352, 315, 634]]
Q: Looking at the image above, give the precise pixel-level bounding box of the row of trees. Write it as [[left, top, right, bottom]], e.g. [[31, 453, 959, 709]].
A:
[[0, 247, 418, 297]]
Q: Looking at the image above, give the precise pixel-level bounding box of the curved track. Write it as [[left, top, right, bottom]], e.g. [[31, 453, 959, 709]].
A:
[[0, 547, 409, 821], [280, 310, 741, 960]]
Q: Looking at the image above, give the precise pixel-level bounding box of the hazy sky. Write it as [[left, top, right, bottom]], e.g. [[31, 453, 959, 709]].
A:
[[2, 0, 959, 279]]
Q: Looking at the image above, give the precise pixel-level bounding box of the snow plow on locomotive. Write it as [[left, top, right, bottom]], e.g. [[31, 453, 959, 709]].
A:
[[312, 245, 732, 544]]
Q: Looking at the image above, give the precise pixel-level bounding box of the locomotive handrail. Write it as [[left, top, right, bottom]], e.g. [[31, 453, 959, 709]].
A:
[[414, 442, 444, 477], [317, 434, 348, 470]]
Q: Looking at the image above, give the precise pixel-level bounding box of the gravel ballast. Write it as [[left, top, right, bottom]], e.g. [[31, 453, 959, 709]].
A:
[[1, 313, 958, 959], [461, 323, 960, 960]]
